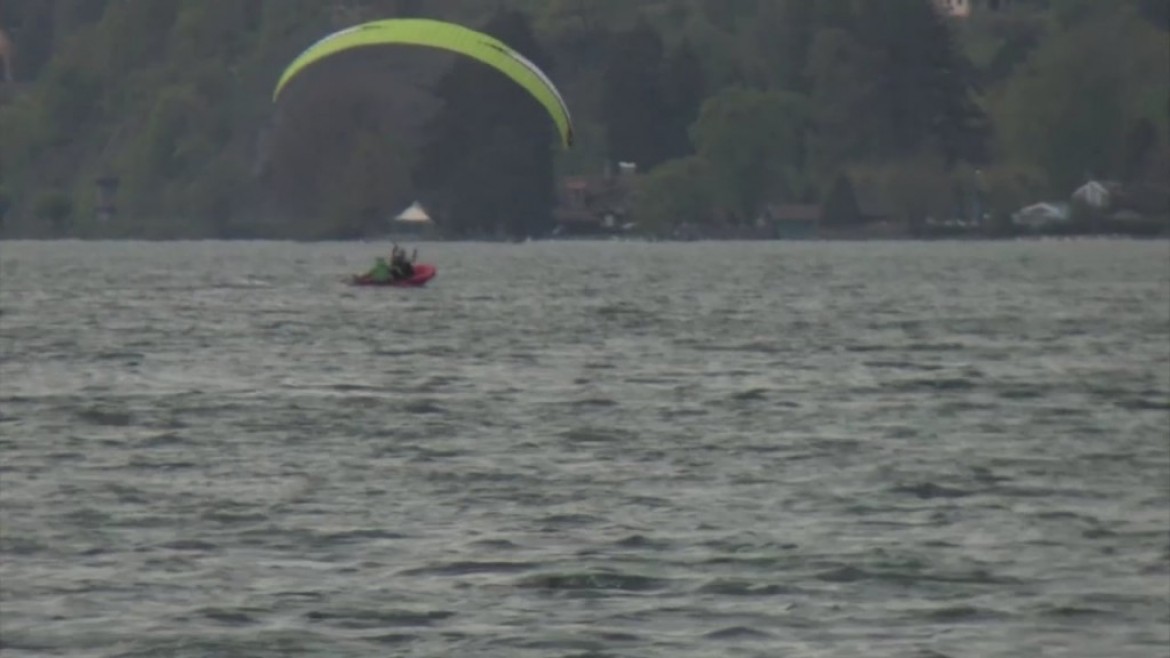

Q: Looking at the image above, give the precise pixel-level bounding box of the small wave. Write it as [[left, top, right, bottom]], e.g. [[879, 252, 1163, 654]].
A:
[[516, 570, 669, 592], [398, 560, 538, 577], [701, 554, 790, 568], [94, 351, 146, 361], [816, 564, 1013, 586], [201, 510, 268, 525], [997, 386, 1049, 400], [919, 604, 1010, 622], [1081, 526, 1116, 539], [126, 457, 200, 471], [76, 407, 134, 427], [613, 534, 673, 550], [271, 590, 326, 602], [105, 630, 341, 656], [1117, 397, 1170, 411], [63, 507, 113, 527], [730, 388, 769, 402], [105, 483, 150, 504], [842, 342, 891, 354], [403, 399, 446, 415], [704, 626, 772, 641], [892, 482, 974, 499], [659, 407, 708, 419], [405, 447, 467, 461], [467, 538, 521, 551], [623, 376, 678, 385], [139, 432, 191, 448], [865, 360, 948, 371], [624, 495, 674, 509], [158, 539, 218, 552], [687, 341, 781, 355], [46, 450, 86, 462], [539, 513, 602, 528], [993, 484, 1099, 499], [328, 383, 386, 392], [210, 279, 273, 290], [595, 302, 648, 317], [197, 607, 262, 627], [414, 375, 461, 392], [584, 361, 617, 370], [304, 608, 454, 629], [501, 635, 611, 653], [1035, 604, 1116, 619], [816, 565, 870, 583], [572, 397, 619, 408], [905, 342, 968, 352], [696, 579, 796, 597], [113, 514, 191, 529], [595, 631, 643, 643], [890, 378, 978, 393], [368, 633, 419, 646], [0, 536, 48, 556], [560, 427, 634, 444], [313, 528, 407, 545]]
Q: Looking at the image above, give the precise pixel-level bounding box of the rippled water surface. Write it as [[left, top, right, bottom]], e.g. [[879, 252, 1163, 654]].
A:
[[1, 239, 1168, 658]]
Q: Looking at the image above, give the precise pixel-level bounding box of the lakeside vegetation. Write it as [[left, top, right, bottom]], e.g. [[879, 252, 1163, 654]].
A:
[[0, 0, 1167, 240]]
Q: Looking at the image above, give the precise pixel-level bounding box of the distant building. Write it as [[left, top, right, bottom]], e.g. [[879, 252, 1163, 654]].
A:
[[394, 200, 432, 223], [1071, 180, 1118, 210], [554, 168, 636, 236], [1012, 201, 1070, 229], [760, 204, 821, 239], [386, 200, 436, 238]]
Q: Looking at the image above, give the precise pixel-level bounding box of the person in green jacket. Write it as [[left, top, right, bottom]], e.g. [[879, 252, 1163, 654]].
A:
[[364, 256, 393, 283]]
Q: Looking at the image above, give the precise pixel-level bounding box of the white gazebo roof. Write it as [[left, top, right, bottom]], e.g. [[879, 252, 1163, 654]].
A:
[[394, 201, 432, 223]]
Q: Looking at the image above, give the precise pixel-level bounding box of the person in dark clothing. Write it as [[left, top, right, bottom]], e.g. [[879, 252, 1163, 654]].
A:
[[390, 244, 416, 280]]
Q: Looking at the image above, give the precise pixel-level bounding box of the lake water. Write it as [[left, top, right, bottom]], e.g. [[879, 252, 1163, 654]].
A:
[[1, 239, 1168, 658]]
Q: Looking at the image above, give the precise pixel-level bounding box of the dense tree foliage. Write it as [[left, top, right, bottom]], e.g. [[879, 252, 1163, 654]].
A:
[[0, 0, 1165, 238], [413, 9, 558, 239]]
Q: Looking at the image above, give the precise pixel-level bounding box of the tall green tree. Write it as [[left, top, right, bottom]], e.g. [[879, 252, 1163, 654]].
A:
[[413, 8, 558, 238], [853, 0, 989, 164], [991, 5, 1170, 190], [821, 172, 861, 227], [746, 0, 813, 91], [853, 152, 956, 233], [805, 27, 877, 185], [699, 0, 760, 32], [1, 0, 57, 79], [1121, 118, 1158, 183], [659, 38, 706, 161], [689, 87, 809, 221], [632, 155, 716, 234], [600, 16, 669, 170]]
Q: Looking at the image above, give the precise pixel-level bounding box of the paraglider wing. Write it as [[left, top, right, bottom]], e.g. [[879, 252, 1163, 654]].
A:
[[272, 19, 574, 148]]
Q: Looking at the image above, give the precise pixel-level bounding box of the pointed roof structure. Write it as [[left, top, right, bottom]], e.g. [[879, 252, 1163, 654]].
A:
[[394, 201, 431, 223]]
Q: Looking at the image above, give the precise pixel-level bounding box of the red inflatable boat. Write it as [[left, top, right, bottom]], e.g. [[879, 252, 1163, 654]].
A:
[[349, 263, 437, 287]]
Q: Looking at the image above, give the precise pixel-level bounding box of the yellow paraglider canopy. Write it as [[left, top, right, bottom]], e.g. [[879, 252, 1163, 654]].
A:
[[273, 19, 574, 148]]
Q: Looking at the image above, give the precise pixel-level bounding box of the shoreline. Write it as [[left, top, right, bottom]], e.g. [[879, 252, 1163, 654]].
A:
[[1, 232, 1167, 244]]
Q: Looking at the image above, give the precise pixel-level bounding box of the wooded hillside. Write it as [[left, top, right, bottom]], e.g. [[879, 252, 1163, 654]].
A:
[[0, 0, 1166, 239]]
